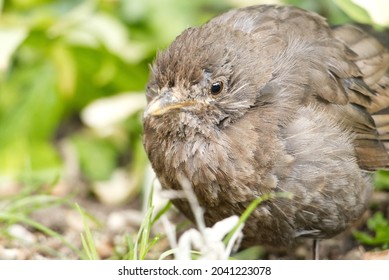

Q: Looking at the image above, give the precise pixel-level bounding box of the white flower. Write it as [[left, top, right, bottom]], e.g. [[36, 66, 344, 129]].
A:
[[178, 215, 243, 260], [160, 175, 243, 260]]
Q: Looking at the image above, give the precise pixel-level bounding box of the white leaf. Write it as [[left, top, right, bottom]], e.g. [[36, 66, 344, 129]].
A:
[[81, 93, 146, 135], [353, 0, 389, 26], [0, 27, 28, 71]]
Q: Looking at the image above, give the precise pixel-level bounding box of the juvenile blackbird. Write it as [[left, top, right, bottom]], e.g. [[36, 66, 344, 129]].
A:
[[143, 5, 389, 255]]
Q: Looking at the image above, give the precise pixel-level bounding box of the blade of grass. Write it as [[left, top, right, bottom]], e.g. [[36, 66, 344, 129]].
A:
[[144, 234, 162, 255], [2, 195, 69, 215], [137, 180, 155, 259], [0, 213, 82, 256], [138, 206, 154, 259], [159, 248, 177, 260], [223, 191, 293, 246], [75, 204, 99, 260], [151, 200, 172, 225]]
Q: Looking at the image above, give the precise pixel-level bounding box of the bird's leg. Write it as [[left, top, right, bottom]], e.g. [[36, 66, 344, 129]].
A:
[[313, 239, 320, 260]]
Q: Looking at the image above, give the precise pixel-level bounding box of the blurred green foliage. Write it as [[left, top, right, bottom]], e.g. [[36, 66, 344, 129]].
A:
[[0, 0, 388, 193], [354, 212, 389, 249], [0, 0, 234, 187]]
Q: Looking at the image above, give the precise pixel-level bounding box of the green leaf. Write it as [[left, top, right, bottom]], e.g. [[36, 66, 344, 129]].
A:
[[374, 171, 389, 190], [354, 212, 389, 248]]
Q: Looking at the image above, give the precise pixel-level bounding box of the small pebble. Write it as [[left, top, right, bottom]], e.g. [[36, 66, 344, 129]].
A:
[[8, 224, 37, 244], [107, 210, 143, 232]]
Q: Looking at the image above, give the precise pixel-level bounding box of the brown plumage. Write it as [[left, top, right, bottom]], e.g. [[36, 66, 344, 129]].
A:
[[143, 5, 389, 251]]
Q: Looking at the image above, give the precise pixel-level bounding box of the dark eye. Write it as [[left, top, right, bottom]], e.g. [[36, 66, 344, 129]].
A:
[[210, 81, 224, 95]]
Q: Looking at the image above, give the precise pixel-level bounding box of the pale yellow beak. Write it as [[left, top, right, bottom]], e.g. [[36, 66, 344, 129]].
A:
[[144, 93, 196, 118]]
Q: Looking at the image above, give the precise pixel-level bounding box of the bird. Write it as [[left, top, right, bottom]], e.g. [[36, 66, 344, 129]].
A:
[[142, 5, 389, 259]]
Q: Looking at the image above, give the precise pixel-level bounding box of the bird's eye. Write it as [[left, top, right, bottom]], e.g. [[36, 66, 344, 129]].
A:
[[210, 81, 224, 95]]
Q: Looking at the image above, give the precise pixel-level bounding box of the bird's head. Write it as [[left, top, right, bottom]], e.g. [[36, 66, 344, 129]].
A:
[[143, 24, 274, 140]]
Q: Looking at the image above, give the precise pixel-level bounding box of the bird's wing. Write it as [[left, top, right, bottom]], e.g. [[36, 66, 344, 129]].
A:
[[331, 25, 389, 170]]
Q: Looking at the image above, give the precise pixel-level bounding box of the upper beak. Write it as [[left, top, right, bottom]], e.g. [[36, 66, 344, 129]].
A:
[[143, 92, 196, 118]]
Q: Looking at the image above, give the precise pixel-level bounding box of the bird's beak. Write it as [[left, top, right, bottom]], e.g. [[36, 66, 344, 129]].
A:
[[144, 92, 196, 118]]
